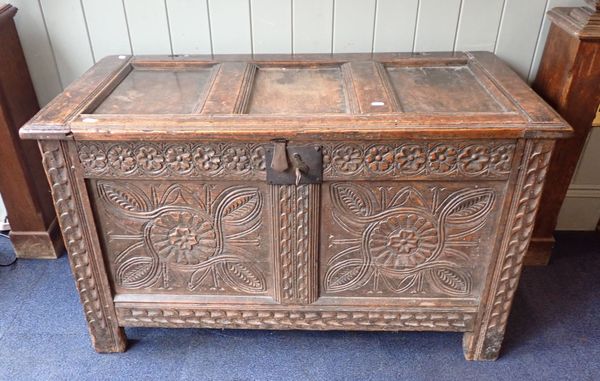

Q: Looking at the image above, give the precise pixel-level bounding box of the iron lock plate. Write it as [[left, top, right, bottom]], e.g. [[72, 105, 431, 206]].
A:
[[266, 144, 323, 185]]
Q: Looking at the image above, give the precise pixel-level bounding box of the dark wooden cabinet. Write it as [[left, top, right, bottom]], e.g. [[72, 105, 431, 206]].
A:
[[20, 52, 570, 360], [527, 0, 600, 265], [0, 4, 62, 258]]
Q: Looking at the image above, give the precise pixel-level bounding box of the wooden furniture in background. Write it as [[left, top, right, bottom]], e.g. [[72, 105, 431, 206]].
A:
[[527, 0, 600, 265], [0, 4, 62, 258], [20, 52, 570, 360]]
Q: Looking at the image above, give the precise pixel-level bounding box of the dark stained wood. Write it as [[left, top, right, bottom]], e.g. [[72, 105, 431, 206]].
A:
[[22, 52, 570, 360], [0, 4, 62, 258], [527, 0, 600, 265]]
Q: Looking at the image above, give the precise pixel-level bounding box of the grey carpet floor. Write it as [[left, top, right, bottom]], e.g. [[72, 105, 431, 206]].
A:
[[0, 231, 598, 381]]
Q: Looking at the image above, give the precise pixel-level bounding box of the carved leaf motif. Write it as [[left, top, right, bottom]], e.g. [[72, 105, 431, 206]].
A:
[[441, 188, 495, 225], [98, 182, 148, 213], [188, 267, 212, 291], [215, 187, 262, 225], [219, 262, 266, 293], [380, 273, 417, 293], [325, 259, 368, 292], [330, 183, 373, 217], [430, 267, 470, 295], [117, 257, 157, 288], [388, 188, 427, 209]]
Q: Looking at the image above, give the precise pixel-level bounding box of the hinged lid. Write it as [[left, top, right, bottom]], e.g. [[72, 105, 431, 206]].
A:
[[20, 52, 572, 141]]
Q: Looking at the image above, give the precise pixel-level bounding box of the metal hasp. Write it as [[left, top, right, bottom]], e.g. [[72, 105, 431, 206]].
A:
[[266, 140, 323, 185]]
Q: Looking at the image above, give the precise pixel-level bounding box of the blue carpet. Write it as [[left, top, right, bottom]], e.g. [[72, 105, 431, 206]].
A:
[[0, 231, 598, 380]]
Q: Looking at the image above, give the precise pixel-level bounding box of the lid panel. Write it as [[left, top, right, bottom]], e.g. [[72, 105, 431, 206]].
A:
[[93, 68, 214, 114], [385, 65, 505, 113], [246, 66, 348, 114]]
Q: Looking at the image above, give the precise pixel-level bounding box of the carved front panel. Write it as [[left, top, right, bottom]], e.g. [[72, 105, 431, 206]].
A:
[[321, 182, 507, 299], [89, 180, 272, 298]]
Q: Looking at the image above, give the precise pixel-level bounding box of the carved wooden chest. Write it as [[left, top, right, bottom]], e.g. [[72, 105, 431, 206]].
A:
[[20, 53, 571, 360]]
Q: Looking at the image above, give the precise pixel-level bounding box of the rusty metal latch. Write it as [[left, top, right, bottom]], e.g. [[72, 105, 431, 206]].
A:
[[266, 140, 322, 185]]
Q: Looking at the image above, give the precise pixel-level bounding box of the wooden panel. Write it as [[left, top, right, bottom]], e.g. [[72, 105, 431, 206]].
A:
[[455, 0, 504, 51], [209, 0, 252, 54], [39, 0, 94, 87], [123, 0, 171, 54], [385, 65, 504, 113], [251, 0, 291, 54], [373, 0, 419, 52], [494, 0, 548, 79], [414, 0, 462, 52], [293, 0, 333, 53], [321, 181, 505, 299], [93, 68, 215, 114], [247, 66, 347, 114], [166, 0, 212, 55], [528, 0, 587, 82], [333, 0, 376, 53], [89, 178, 272, 298], [82, 0, 132, 59], [10, 0, 62, 105]]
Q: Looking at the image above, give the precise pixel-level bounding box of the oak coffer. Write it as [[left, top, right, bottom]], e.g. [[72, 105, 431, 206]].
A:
[[20, 52, 571, 360]]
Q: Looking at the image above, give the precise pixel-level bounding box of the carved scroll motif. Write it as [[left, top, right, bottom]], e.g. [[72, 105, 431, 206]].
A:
[[39, 141, 126, 352], [271, 184, 320, 304], [465, 140, 554, 360]]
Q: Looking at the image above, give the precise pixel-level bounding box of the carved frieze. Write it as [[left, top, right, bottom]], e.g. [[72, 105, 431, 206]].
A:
[[116, 307, 475, 331], [322, 142, 515, 179], [78, 141, 515, 180], [78, 142, 266, 179]]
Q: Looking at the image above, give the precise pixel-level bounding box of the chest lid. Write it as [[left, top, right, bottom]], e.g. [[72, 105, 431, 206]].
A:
[[20, 52, 571, 141]]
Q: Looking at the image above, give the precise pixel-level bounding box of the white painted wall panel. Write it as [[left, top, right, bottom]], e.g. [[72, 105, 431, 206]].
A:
[[333, 0, 376, 53], [373, 0, 419, 52], [293, 0, 334, 53], [251, 0, 291, 54], [528, 0, 587, 82], [39, 0, 95, 87], [166, 0, 212, 54], [124, 0, 172, 55], [455, 0, 504, 51], [10, 0, 62, 105], [209, 0, 252, 54], [495, 0, 548, 79], [414, 0, 462, 52], [82, 0, 132, 59]]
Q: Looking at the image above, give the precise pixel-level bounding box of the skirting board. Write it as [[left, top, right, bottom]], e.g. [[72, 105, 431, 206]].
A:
[[556, 185, 600, 231]]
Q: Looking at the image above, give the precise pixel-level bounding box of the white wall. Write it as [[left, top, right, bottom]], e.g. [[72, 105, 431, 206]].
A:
[[4, 0, 599, 230]]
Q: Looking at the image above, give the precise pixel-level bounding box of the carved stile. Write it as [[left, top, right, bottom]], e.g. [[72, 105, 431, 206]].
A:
[[271, 184, 320, 305], [39, 141, 126, 352], [464, 140, 555, 360]]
